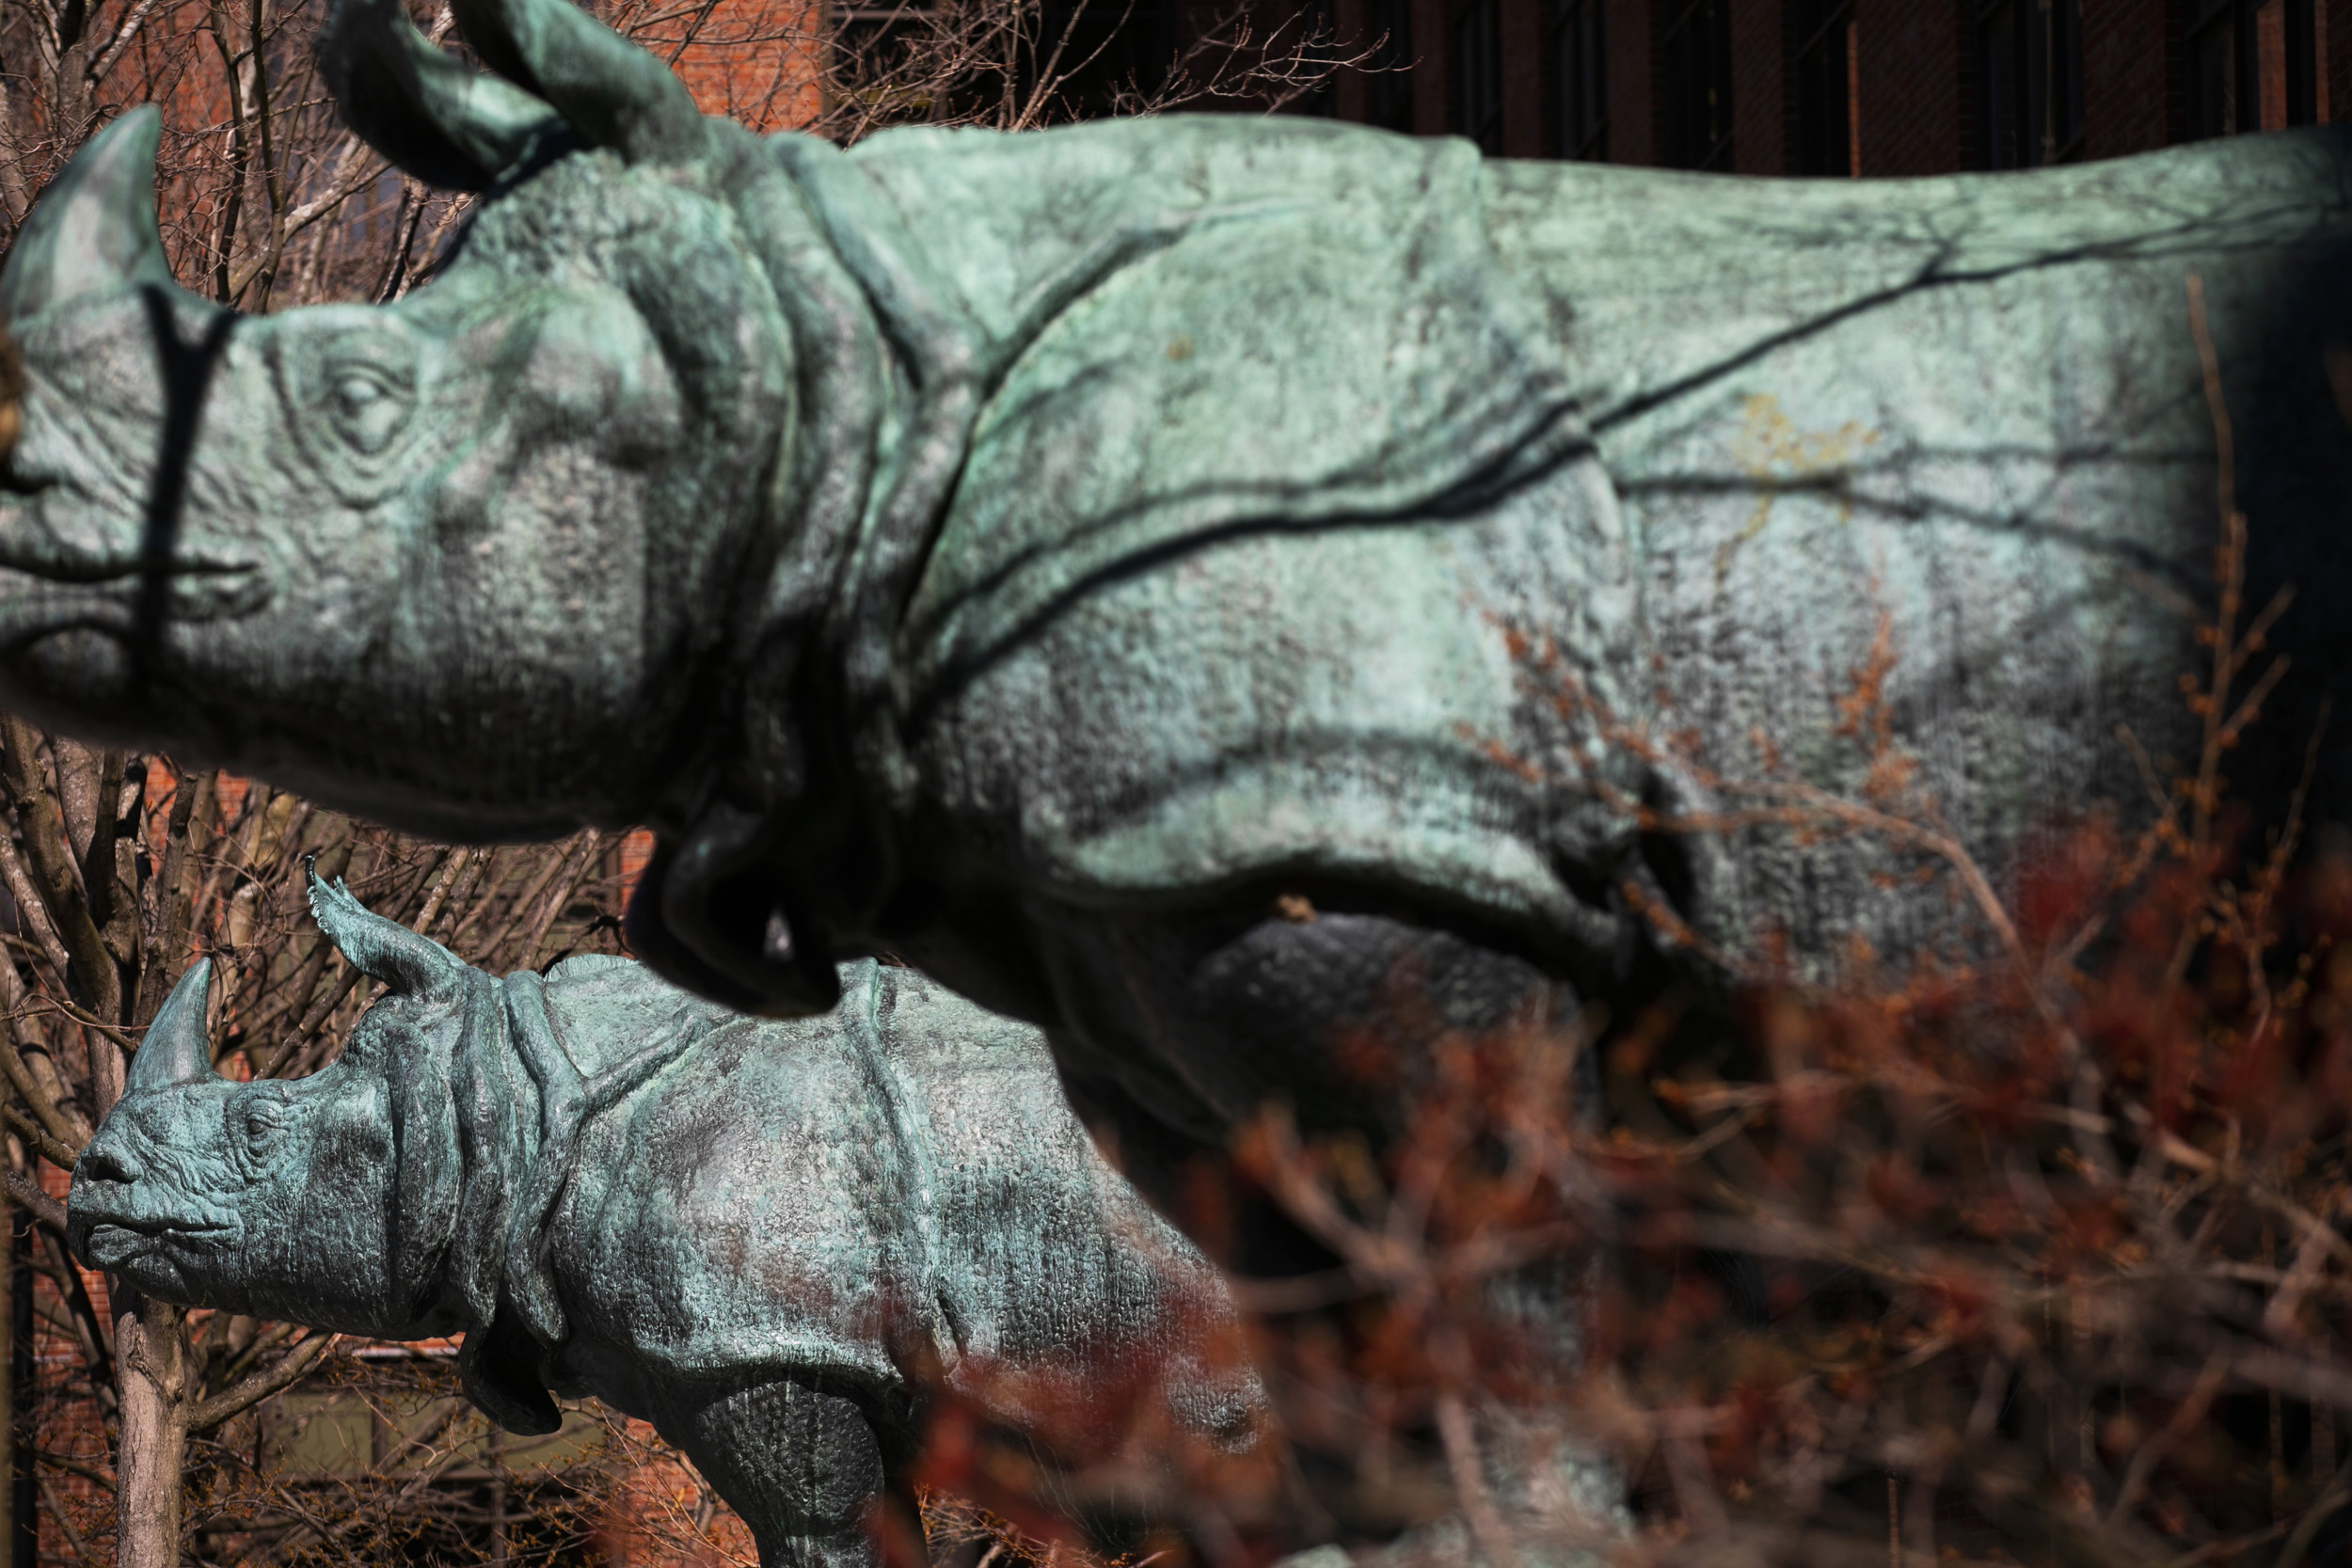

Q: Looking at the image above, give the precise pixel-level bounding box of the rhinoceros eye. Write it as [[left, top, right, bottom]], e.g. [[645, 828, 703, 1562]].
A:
[[326, 365, 412, 456], [236, 1095, 289, 1161], [270, 318, 426, 499]]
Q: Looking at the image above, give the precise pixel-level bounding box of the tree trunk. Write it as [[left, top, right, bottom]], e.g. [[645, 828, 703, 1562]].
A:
[[0, 1198, 11, 1568], [112, 1290, 189, 1568], [9, 1204, 30, 1568]]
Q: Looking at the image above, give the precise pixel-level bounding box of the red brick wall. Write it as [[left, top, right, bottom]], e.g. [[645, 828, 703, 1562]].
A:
[[2080, 0, 2179, 156], [1854, 0, 1966, 174], [1730, 0, 1789, 173], [1606, 0, 1658, 163], [644, 0, 824, 133]]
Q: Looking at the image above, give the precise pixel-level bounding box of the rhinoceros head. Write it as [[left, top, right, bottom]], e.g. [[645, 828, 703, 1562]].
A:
[[0, 0, 793, 839], [67, 877, 480, 1336]]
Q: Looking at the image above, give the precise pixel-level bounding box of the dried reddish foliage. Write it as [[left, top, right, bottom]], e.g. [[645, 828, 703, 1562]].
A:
[[1039, 282, 2352, 1568]]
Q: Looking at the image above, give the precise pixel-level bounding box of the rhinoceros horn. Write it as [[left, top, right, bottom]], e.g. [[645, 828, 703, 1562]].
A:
[[0, 107, 205, 324], [127, 958, 215, 1093], [316, 0, 568, 190], [450, 0, 704, 166], [319, 0, 703, 185], [306, 860, 469, 1001]]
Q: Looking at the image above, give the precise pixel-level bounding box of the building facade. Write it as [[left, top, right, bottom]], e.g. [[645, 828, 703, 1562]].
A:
[[1315, 0, 2352, 174]]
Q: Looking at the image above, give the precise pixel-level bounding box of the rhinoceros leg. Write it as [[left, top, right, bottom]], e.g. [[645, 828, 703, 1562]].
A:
[[1027, 899, 1584, 1141], [660, 1377, 888, 1568], [1025, 899, 1622, 1552]]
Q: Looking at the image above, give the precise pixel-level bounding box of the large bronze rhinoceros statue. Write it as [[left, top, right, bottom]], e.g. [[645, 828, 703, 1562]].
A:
[[5, 0, 2351, 1321]]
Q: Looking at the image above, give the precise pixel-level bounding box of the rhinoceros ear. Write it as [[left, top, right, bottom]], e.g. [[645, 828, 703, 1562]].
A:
[[126, 959, 215, 1095], [449, 0, 705, 166], [318, 0, 567, 191], [307, 859, 469, 1001]]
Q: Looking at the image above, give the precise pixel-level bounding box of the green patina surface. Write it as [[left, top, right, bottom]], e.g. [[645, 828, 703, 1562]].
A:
[[0, 8, 2341, 1047], [8, 7, 2352, 1545]]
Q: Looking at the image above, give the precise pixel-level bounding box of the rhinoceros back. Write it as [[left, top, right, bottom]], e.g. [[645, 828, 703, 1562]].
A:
[[1481, 128, 2352, 965], [803, 118, 1648, 988]]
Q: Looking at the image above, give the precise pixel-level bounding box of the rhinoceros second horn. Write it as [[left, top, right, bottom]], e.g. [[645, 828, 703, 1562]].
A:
[[316, 0, 568, 190], [305, 864, 469, 1002], [444, 0, 704, 166]]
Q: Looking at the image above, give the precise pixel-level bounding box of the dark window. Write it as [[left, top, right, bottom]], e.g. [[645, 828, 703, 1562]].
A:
[[2190, 0, 2322, 138], [1978, 0, 2083, 168], [1549, 0, 1607, 160], [1366, 0, 1415, 132], [1659, 0, 1733, 171], [834, 0, 1174, 125], [1030, 0, 1172, 118], [1297, 0, 1338, 115], [1789, 0, 1856, 175], [1451, 0, 1502, 151]]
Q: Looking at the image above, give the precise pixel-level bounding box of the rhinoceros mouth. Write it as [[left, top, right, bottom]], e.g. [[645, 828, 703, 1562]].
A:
[[77, 1216, 232, 1269], [0, 546, 272, 621], [0, 546, 253, 584], [0, 486, 271, 615]]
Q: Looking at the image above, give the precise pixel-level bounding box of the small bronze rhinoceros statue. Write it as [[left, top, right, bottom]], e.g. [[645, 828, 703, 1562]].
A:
[[67, 876, 1263, 1567]]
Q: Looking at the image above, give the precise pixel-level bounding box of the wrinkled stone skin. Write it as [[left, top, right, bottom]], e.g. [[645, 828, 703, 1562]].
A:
[[67, 879, 1263, 1568]]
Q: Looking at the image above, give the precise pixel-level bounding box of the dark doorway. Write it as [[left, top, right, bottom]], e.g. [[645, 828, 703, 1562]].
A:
[[1789, 0, 1857, 175], [1549, 0, 1607, 160], [1451, 0, 1502, 150], [1365, 0, 1415, 131]]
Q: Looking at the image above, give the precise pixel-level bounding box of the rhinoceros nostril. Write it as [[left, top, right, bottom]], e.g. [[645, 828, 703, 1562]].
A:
[[0, 462, 53, 498], [77, 1145, 142, 1184]]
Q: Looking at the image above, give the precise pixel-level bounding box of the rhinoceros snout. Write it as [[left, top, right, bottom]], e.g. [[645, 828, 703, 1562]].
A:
[[66, 1135, 175, 1274]]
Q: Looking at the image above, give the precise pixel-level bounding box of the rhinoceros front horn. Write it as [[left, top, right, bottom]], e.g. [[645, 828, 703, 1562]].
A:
[[306, 859, 469, 1001], [128, 958, 215, 1093], [0, 108, 199, 326]]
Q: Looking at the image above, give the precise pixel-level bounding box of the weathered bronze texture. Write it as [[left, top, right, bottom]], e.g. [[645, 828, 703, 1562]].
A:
[[8, 1, 2352, 1545], [0, 1, 2339, 1103]]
